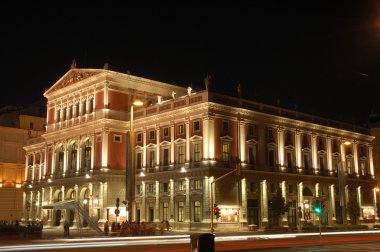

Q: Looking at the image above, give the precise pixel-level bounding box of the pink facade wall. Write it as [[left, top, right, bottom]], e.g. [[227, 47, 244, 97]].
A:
[[47, 108, 55, 124], [108, 91, 129, 111], [108, 132, 126, 170], [95, 91, 104, 110]]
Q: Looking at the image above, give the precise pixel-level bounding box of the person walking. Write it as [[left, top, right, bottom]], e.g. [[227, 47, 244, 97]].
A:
[[104, 221, 109, 235]]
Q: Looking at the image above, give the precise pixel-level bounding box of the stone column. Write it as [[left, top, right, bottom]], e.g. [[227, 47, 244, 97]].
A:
[[373, 188, 379, 222], [29, 191, 33, 221], [170, 124, 175, 164], [141, 181, 146, 222], [369, 145, 375, 178], [154, 181, 159, 222], [345, 185, 350, 222], [90, 135, 95, 172], [63, 143, 68, 176], [277, 127, 284, 168], [295, 130, 302, 169], [311, 134, 318, 172], [25, 155, 29, 181], [326, 136, 332, 172], [353, 141, 359, 175], [297, 182, 304, 224], [185, 178, 190, 224], [239, 120, 246, 163], [202, 117, 210, 160], [241, 178, 247, 226], [48, 187, 53, 226], [357, 186, 363, 221], [102, 131, 108, 168], [156, 127, 160, 167], [170, 179, 175, 223], [98, 182, 107, 224], [186, 120, 190, 162], [143, 130, 147, 167], [281, 181, 288, 227], [260, 180, 268, 227], [203, 177, 210, 223], [329, 184, 336, 225]]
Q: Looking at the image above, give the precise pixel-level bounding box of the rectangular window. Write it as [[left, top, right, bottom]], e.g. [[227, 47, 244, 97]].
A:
[[248, 146, 256, 166], [178, 202, 184, 222], [163, 148, 169, 166], [163, 127, 169, 137], [270, 183, 275, 193], [248, 125, 255, 137], [194, 201, 201, 222], [222, 143, 229, 162], [304, 154, 309, 170], [136, 184, 141, 194], [163, 202, 169, 221], [333, 157, 339, 173], [29, 122, 34, 130], [68, 105, 73, 119], [193, 121, 200, 132], [222, 121, 229, 132], [288, 185, 293, 194], [81, 101, 86, 116], [268, 149, 275, 167], [193, 143, 201, 162], [163, 183, 168, 193], [178, 145, 185, 164], [346, 159, 352, 174], [149, 130, 155, 140], [286, 131, 292, 145], [56, 109, 60, 122], [149, 151, 155, 168], [268, 128, 274, 140], [287, 152, 293, 168], [319, 156, 325, 171], [137, 133, 142, 142], [148, 184, 154, 193], [194, 179, 202, 190], [75, 103, 79, 117], [136, 153, 142, 169], [360, 161, 366, 176], [178, 180, 185, 191], [114, 134, 122, 143], [62, 108, 66, 121], [302, 135, 309, 148], [250, 182, 256, 192], [178, 124, 184, 135]]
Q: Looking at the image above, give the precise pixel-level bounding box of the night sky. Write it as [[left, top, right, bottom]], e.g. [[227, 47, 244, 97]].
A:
[[2, 1, 380, 125]]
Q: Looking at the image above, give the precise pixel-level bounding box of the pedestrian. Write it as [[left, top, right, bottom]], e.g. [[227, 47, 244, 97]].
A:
[[160, 221, 164, 235], [64, 221, 70, 237], [165, 220, 170, 231], [104, 221, 109, 235]]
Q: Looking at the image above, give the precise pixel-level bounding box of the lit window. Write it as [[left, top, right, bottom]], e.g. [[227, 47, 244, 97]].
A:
[[178, 124, 184, 135], [222, 143, 230, 162], [193, 143, 201, 162], [178, 145, 185, 164], [178, 202, 184, 222], [194, 201, 201, 222], [163, 127, 169, 137]]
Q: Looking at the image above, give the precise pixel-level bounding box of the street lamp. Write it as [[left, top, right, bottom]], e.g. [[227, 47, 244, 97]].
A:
[[126, 99, 143, 223], [338, 140, 351, 225]]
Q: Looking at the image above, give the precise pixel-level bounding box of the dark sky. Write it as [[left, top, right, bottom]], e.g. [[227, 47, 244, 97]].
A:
[[2, 1, 380, 125]]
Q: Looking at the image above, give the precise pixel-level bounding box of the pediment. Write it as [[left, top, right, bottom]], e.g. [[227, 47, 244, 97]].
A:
[[44, 69, 103, 96]]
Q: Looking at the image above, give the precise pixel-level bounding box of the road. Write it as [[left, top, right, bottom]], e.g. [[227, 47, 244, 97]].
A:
[[1, 231, 380, 251]]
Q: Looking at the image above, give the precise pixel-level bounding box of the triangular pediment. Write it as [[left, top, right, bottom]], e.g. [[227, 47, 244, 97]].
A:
[[44, 69, 104, 96]]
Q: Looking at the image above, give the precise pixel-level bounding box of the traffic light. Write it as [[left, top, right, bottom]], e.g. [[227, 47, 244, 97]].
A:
[[313, 200, 324, 215], [213, 204, 221, 219]]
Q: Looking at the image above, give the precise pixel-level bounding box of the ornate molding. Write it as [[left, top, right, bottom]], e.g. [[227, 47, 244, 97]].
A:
[[47, 71, 101, 94]]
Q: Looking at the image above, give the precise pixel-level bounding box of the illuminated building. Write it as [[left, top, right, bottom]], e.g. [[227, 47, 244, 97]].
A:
[[0, 103, 45, 220], [23, 64, 378, 230]]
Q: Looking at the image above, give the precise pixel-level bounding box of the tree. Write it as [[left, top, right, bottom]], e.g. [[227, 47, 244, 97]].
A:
[[271, 189, 289, 226], [347, 193, 360, 225]]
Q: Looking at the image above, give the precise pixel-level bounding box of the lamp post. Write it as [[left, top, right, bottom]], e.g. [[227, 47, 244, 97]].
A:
[[338, 140, 351, 225], [126, 100, 143, 223]]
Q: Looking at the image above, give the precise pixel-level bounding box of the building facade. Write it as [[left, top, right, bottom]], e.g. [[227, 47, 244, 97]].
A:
[[23, 66, 379, 231], [0, 104, 45, 220]]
